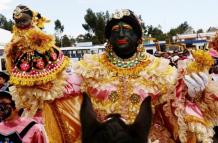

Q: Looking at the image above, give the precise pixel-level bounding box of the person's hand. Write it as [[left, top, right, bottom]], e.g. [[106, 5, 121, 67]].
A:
[[184, 72, 208, 98]]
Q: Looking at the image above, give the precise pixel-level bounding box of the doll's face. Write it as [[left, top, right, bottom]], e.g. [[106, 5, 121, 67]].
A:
[[14, 13, 32, 29]]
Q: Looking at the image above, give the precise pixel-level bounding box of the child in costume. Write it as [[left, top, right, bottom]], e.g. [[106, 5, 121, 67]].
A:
[[0, 91, 48, 143]]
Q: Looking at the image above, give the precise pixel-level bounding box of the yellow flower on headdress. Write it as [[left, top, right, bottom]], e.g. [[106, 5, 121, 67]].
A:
[[187, 50, 214, 73], [27, 29, 55, 53], [32, 11, 50, 29]]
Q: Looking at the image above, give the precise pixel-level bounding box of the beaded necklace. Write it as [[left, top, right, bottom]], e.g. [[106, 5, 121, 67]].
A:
[[101, 43, 150, 76], [106, 44, 147, 68]]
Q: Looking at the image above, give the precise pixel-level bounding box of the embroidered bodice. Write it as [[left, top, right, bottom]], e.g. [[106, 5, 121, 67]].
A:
[[73, 52, 178, 123]]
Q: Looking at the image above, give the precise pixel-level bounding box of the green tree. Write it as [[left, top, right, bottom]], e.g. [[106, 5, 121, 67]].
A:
[[4, 20, 13, 31], [54, 19, 64, 35], [76, 34, 92, 42], [145, 25, 166, 41], [70, 37, 76, 46], [54, 19, 64, 47], [166, 21, 193, 42], [0, 14, 13, 31], [177, 21, 190, 34], [61, 35, 72, 47], [166, 28, 178, 43], [0, 14, 7, 27], [138, 15, 147, 36], [197, 29, 204, 33], [82, 9, 109, 45]]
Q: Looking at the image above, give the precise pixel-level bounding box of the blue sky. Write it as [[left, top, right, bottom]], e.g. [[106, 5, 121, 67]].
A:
[[1, 0, 218, 38]]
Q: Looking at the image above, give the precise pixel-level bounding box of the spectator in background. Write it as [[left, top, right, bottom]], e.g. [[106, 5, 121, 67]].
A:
[[177, 49, 193, 71], [0, 72, 10, 92], [210, 65, 218, 82], [162, 52, 170, 59], [170, 55, 180, 67], [0, 91, 48, 143]]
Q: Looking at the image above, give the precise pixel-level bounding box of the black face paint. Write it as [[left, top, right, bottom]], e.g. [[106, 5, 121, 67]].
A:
[[109, 22, 138, 59], [0, 104, 12, 122]]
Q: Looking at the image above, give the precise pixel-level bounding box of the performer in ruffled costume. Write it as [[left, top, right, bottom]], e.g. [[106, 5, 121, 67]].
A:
[[71, 9, 218, 142], [4, 5, 218, 143]]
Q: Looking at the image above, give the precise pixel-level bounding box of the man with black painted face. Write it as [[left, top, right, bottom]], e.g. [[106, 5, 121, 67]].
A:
[[0, 91, 48, 143], [70, 9, 180, 142], [109, 22, 138, 59]]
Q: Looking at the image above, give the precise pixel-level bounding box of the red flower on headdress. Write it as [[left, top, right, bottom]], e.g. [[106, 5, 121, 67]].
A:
[[35, 58, 45, 69], [20, 61, 30, 71]]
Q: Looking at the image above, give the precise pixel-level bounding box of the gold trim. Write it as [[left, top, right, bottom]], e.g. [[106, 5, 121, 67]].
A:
[[184, 115, 212, 127], [9, 57, 70, 86]]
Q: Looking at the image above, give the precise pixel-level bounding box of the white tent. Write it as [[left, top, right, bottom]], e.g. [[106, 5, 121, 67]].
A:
[[0, 28, 12, 48]]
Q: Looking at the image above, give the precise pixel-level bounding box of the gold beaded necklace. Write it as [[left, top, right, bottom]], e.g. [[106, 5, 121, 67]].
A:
[[101, 43, 150, 76]]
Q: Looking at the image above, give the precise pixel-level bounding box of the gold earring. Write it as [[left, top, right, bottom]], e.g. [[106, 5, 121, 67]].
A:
[[137, 39, 144, 52], [105, 42, 113, 52]]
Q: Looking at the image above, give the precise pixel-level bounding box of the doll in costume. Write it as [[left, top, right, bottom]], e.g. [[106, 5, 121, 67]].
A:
[[4, 4, 71, 116], [4, 5, 83, 143]]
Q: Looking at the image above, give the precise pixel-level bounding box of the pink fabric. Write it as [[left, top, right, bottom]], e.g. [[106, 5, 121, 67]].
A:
[[33, 110, 43, 124], [64, 73, 82, 95], [209, 48, 218, 58], [134, 88, 149, 100], [185, 101, 203, 119], [0, 117, 48, 143]]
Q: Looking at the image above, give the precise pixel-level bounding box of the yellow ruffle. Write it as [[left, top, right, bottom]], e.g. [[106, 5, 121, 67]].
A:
[[195, 80, 218, 126], [12, 26, 55, 53], [9, 70, 68, 117], [187, 122, 214, 143], [74, 53, 177, 102], [184, 115, 212, 127]]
